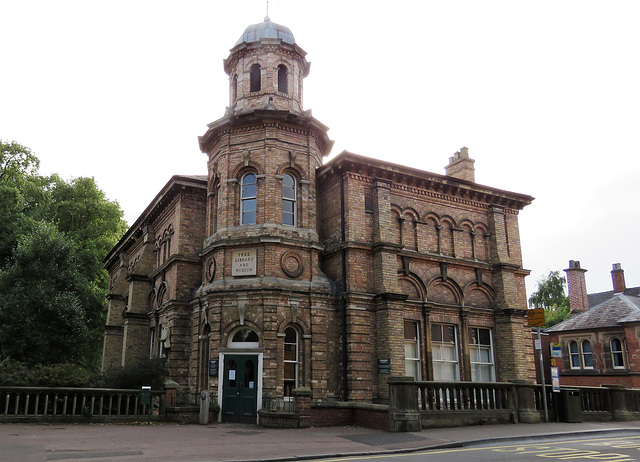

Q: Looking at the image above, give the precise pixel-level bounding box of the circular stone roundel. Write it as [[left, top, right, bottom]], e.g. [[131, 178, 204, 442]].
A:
[[280, 251, 304, 278], [206, 257, 216, 282]]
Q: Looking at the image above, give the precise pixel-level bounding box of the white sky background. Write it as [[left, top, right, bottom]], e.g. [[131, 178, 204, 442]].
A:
[[1, 0, 638, 298]]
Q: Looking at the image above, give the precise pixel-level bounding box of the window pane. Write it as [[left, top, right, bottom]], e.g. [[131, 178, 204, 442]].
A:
[[284, 362, 295, 380], [582, 341, 592, 354], [243, 210, 256, 225], [283, 212, 294, 226], [404, 321, 417, 340], [404, 343, 417, 359], [569, 341, 578, 354], [283, 200, 294, 214], [242, 183, 257, 198], [478, 329, 491, 345], [431, 325, 442, 342]]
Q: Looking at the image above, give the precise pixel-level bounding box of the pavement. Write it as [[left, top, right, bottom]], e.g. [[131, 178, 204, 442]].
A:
[[2, 420, 640, 462]]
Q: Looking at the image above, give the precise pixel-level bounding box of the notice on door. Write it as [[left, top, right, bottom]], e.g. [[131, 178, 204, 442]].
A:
[[232, 250, 257, 276]]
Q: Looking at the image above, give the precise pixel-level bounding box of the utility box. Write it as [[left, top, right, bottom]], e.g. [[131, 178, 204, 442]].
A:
[[140, 386, 151, 407], [558, 388, 582, 422]]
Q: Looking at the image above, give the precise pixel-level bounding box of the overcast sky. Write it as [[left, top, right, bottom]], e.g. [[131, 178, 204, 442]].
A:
[[1, 0, 638, 298]]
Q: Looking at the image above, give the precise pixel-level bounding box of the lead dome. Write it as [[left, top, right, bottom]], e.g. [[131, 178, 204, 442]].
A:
[[235, 16, 296, 46]]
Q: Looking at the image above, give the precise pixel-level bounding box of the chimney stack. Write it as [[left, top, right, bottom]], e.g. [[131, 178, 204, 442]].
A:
[[612, 263, 626, 294], [445, 146, 475, 182], [564, 260, 589, 313]]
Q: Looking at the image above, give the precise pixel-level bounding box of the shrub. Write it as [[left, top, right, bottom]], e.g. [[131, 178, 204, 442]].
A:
[[101, 358, 168, 390], [0, 359, 101, 387]]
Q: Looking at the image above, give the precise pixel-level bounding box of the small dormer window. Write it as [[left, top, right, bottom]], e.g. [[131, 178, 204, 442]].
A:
[[278, 65, 288, 94], [250, 64, 261, 92]]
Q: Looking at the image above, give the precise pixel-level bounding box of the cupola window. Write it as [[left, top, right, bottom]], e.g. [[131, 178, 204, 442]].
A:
[[282, 173, 296, 226], [241, 173, 257, 225], [250, 64, 261, 92], [277, 65, 288, 94]]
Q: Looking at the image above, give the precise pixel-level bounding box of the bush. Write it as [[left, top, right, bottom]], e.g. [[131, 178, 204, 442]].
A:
[[0, 359, 101, 387], [101, 358, 168, 390]]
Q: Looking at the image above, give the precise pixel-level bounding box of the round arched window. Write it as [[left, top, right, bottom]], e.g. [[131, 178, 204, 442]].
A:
[[228, 328, 259, 348]]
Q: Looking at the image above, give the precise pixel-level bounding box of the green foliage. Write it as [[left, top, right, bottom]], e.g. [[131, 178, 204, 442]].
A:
[[0, 140, 127, 368], [0, 359, 100, 387], [529, 270, 571, 327], [0, 223, 91, 363], [0, 140, 39, 183], [102, 359, 168, 390]]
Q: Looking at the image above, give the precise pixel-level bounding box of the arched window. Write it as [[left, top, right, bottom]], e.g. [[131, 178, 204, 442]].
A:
[[277, 65, 288, 94], [228, 328, 259, 349], [284, 327, 298, 397], [282, 173, 296, 226], [250, 64, 261, 92], [611, 338, 625, 369], [241, 173, 257, 225], [581, 340, 594, 369], [568, 341, 580, 369], [232, 74, 238, 101]]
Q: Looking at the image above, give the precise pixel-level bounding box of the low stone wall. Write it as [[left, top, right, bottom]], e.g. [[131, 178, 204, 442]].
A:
[[310, 402, 389, 430], [421, 409, 515, 428]]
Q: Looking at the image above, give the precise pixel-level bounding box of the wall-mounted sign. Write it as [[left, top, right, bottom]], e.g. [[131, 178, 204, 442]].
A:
[[378, 358, 391, 374], [209, 359, 218, 377], [232, 250, 257, 276]]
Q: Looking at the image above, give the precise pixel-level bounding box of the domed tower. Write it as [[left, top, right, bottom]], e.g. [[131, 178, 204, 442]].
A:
[[195, 17, 335, 423]]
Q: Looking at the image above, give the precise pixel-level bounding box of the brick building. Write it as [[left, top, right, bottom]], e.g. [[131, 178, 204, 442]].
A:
[[102, 17, 536, 423], [546, 261, 640, 387]]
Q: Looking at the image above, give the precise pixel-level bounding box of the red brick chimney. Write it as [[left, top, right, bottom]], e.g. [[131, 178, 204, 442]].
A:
[[612, 263, 626, 293], [564, 260, 589, 313]]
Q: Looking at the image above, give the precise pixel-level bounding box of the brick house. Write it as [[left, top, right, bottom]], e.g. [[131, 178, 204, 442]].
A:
[[102, 17, 536, 423], [546, 261, 640, 387]]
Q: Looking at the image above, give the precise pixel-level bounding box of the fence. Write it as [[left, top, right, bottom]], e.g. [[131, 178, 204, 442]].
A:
[[389, 378, 640, 431], [0, 386, 162, 422]]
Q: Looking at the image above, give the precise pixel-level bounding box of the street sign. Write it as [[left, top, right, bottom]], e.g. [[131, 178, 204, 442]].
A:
[[527, 308, 545, 327], [550, 343, 562, 358]]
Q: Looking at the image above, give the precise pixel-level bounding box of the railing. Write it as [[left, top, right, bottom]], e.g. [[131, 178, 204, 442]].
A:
[[419, 381, 514, 412], [262, 396, 296, 413], [0, 386, 161, 421], [580, 386, 611, 413]]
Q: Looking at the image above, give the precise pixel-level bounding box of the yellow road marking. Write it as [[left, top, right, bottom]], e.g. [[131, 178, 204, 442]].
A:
[[315, 436, 640, 462]]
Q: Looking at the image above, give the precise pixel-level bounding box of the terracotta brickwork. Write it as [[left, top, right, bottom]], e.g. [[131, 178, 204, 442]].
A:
[[102, 17, 536, 420]]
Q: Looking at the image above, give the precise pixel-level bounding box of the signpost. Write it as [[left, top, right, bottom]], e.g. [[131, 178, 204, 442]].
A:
[[528, 308, 549, 422]]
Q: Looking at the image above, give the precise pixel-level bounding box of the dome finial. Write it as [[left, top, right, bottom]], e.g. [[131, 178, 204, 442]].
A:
[[265, 0, 270, 21]]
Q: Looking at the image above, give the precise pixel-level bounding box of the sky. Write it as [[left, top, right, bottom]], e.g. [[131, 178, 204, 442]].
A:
[[1, 0, 638, 298]]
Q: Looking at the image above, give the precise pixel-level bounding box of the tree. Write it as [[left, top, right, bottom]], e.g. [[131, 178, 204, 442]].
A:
[[0, 223, 91, 363], [0, 140, 39, 183], [529, 270, 571, 328], [0, 140, 127, 366]]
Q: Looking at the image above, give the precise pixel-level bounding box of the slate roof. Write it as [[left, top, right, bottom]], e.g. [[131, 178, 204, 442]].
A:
[[546, 291, 640, 333], [588, 287, 640, 307]]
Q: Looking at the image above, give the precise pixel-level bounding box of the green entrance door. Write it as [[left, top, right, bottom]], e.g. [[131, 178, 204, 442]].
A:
[[222, 354, 258, 423]]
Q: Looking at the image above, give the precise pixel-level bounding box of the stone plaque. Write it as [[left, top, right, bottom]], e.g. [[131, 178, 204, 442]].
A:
[[232, 250, 257, 276]]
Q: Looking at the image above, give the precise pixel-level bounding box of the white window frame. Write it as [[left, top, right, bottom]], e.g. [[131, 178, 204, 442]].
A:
[[469, 327, 495, 382], [431, 324, 459, 381], [611, 338, 625, 369], [568, 340, 580, 369], [581, 340, 594, 369], [404, 321, 421, 380], [240, 173, 257, 225], [282, 173, 296, 227], [283, 327, 298, 398]]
